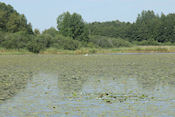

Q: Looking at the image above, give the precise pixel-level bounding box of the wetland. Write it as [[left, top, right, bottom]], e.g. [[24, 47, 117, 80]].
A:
[[0, 54, 175, 117]]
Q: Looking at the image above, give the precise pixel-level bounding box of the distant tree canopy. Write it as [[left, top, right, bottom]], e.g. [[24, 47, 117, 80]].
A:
[[0, 1, 175, 54], [88, 10, 175, 43], [0, 2, 33, 34], [42, 27, 59, 37], [57, 12, 89, 42], [87, 20, 131, 39]]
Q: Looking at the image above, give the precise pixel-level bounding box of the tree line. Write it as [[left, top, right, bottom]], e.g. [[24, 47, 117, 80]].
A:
[[88, 10, 175, 45], [0, 2, 175, 53]]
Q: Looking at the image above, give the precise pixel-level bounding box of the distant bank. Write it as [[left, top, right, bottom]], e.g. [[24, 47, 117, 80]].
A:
[[1, 46, 175, 55]]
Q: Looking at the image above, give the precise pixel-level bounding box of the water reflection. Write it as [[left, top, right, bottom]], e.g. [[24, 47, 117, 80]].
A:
[[82, 77, 140, 94], [0, 73, 60, 117], [0, 72, 175, 116], [58, 73, 87, 97], [0, 71, 33, 104]]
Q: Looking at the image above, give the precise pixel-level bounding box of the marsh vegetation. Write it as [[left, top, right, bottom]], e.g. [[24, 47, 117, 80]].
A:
[[1, 1, 175, 117], [0, 54, 175, 116]]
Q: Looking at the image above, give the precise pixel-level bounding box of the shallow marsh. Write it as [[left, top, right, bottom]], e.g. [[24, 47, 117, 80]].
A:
[[0, 54, 175, 116]]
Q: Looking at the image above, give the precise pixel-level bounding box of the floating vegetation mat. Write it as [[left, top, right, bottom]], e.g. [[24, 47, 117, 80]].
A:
[[0, 54, 175, 116]]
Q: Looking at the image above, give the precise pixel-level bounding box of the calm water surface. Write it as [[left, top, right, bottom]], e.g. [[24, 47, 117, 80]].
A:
[[0, 72, 175, 117], [0, 54, 175, 117]]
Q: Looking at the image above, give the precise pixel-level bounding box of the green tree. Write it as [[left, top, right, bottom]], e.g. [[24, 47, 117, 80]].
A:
[[34, 29, 40, 35], [0, 2, 33, 34], [155, 13, 175, 43], [1, 31, 32, 49], [27, 34, 51, 53], [57, 12, 89, 42], [132, 10, 160, 41], [42, 27, 59, 37]]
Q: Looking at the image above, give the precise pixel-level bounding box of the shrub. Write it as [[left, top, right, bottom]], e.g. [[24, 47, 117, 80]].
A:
[[89, 35, 132, 48], [51, 34, 81, 50], [112, 38, 132, 47], [27, 34, 51, 53], [162, 42, 175, 46], [1, 31, 32, 49], [89, 48, 97, 54], [50, 34, 67, 49], [86, 42, 96, 48], [62, 39, 81, 50], [42, 27, 59, 38], [0, 31, 5, 45], [133, 40, 161, 46], [27, 41, 42, 53]]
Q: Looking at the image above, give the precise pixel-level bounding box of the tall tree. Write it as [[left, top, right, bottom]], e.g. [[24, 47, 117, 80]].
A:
[[57, 12, 89, 42], [0, 2, 33, 34]]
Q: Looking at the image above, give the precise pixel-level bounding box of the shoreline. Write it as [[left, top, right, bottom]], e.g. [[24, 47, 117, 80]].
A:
[[1, 46, 175, 55]]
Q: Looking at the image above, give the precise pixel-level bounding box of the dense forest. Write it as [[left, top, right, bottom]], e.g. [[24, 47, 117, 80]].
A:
[[0, 2, 175, 53], [88, 11, 175, 44]]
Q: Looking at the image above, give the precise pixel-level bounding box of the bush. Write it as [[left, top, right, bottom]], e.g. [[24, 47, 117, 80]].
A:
[[0, 31, 5, 45], [42, 27, 59, 38], [89, 35, 112, 48], [86, 42, 96, 48], [1, 31, 32, 49], [51, 34, 81, 50], [89, 35, 132, 48], [62, 39, 80, 50], [112, 38, 132, 47], [50, 34, 67, 49], [133, 40, 161, 46], [162, 42, 175, 46], [27, 41, 42, 53], [27, 34, 51, 53]]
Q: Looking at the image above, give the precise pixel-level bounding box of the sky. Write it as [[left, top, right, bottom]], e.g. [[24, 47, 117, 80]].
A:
[[1, 0, 175, 31]]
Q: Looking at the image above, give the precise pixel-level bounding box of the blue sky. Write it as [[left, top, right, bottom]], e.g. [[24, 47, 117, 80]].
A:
[[1, 0, 175, 31]]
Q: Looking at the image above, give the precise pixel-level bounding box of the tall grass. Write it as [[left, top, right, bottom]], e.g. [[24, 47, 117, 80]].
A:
[[0, 48, 32, 55], [1, 46, 175, 55]]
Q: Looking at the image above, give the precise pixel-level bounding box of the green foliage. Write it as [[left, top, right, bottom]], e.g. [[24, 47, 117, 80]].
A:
[[1, 4, 175, 53], [27, 34, 52, 53], [86, 42, 96, 48], [51, 34, 81, 50], [88, 10, 175, 44], [0, 31, 5, 44], [34, 29, 40, 35], [0, 2, 33, 34], [42, 27, 59, 38], [87, 21, 131, 39], [89, 35, 132, 48], [155, 13, 175, 43], [133, 39, 161, 46], [62, 39, 80, 50], [1, 31, 32, 49], [112, 38, 132, 47], [57, 12, 89, 42], [27, 41, 42, 53]]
